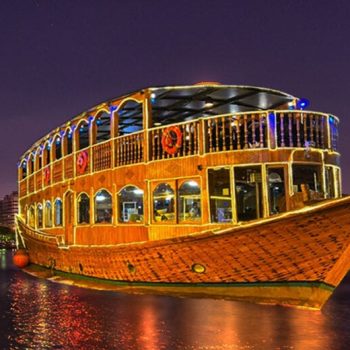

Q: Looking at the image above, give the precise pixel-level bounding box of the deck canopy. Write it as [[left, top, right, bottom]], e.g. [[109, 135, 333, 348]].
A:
[[149, 85, 296, 127], [115, 84, 296, 130]]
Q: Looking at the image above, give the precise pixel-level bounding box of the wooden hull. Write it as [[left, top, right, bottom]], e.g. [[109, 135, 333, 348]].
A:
[[17, 197, 350, 309]]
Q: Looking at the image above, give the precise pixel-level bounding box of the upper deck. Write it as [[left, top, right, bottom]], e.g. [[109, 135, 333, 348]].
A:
[[18, 84, 339, 198]]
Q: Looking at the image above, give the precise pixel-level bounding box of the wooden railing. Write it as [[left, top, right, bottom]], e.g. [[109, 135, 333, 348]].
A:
[[275, 111, 328, 149], [115, 131, 144, 166], [93, 141, 112, 171], [203, 113, 267, 152], [149, 120, 200, 160], [19, 110, 339, 197]]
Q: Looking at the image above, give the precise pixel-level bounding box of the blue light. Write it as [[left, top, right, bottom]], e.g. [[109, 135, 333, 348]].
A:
[[88, 116, 94, 122], [60, 130, 65, 137], [110, 105, 117, 112], [297, 98, 310, 110]]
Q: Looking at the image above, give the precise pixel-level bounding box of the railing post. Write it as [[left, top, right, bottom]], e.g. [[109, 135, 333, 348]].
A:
[[267, 111, 276, 149]]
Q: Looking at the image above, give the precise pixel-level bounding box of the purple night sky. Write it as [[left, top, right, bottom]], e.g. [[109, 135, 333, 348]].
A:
[[0, 0, 349, 197]]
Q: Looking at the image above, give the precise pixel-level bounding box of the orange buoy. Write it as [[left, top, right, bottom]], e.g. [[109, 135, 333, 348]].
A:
[[13, 249, 30, 268]]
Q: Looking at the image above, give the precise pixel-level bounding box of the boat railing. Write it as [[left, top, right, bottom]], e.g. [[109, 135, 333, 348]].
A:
[[18, 109, 339, 196], [203, 112, 268, 152], [149, 120, 200, 160], [17, 215, 64, 246], [274, 111, 333, 149], [115, 131, 144, 166]]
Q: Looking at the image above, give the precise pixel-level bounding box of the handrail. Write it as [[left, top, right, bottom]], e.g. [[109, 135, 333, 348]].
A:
[[18, 109, 339, 197]]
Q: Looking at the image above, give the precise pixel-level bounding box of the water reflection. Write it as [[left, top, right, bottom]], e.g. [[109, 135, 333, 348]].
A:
[[1, 250, 350, 349]]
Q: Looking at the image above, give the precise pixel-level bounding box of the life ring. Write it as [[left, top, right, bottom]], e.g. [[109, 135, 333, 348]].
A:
[[77, 151, 88, 174], [161, 126, 182, 155], [44, 167, 50, 184]]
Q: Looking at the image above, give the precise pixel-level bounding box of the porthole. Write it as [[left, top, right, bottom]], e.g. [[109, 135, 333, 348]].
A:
[[192, 263, 206, 274], [127, 263, 136, 273]]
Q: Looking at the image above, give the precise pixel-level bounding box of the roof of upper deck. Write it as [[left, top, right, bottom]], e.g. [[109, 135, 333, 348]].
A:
[[20, 83, 297, 159], [145, 83, 296, 126]]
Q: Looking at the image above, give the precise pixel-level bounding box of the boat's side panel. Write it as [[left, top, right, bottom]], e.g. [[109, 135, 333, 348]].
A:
[[18, 199, 350, 308]]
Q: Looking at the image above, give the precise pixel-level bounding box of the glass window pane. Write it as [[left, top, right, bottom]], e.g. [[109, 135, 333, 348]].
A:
[[78, 193, 90, 224], [292, 164, 322, 194], [118, 186, 144, 223], [153, 183, 175, 222], [325, 166, 335, 199], [178, 180, 201, 222], [37, 204, 43, 228], [54, 199, 63, 226], [208, 168, 232, 223], [235, 166, 263, 221], [45, 201, 52, 227], [29, 206, 35, 228], [95, 190, 112, 224], [268, 167, 286, 215]]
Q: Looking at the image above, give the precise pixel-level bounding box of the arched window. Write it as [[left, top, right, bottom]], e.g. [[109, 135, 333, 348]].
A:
[[44, 143, 51, 165], [153, 183, 175, 222], [118, 186, 144, 223], [95, 190, 112, 224], [45, 201, 52, 227], [54, 198, 63, 226], [77, 193, 90, 224], [28, 206, 35, 228], [117, 100, 143, 136], [28, 154, 33, 175], [95, 112, 111, 143], [36, 147, 42, 170], [64, 129, 73, 155], [37, 203, 43, 228], [178, 180, 201, 222], [21, 160, 27, 179], [54, 136, 62, 160], [77, 121, 89, 150]]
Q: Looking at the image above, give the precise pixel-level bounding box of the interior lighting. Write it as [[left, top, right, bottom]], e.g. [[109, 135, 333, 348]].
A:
[[96, 194, 106, 202], [204, 102, 214, 108], [188, 181, 198, 187], [133, 189, 144, 195]]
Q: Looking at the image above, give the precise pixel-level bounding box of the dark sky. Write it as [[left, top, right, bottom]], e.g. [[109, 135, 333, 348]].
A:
[[0, 0, 349, 197]]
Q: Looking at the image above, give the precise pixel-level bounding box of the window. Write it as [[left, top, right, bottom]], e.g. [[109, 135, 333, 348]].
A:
[[37, 148, 42, 170], [267, 167, 286, 215], [234, 166, 263, 221], [178, 180, 201, 222], [292, 164, 322, 194], [37, 203, 43, 228], [28, 155, 34, 175], [153, 183, 175, 222], [77, 193, 90, 224], [95, 190, 112, 224], [45, 201, 52, 227], [95, 112, 111, 143], [118, 186, 144, 223], [44, 143, 51, 165], [54, 136, 62, 160], [325, 166, 335, 199], [28, 206, 35, 228], [65, 129, 73, 155], [78, 121, 89, 150], [208, 168, 232, 223], [54, 199, 63, 226], [21, 161, 27, 179]]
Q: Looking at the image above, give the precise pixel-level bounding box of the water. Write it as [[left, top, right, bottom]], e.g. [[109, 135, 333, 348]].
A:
[[1, 249, 350, 350]]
